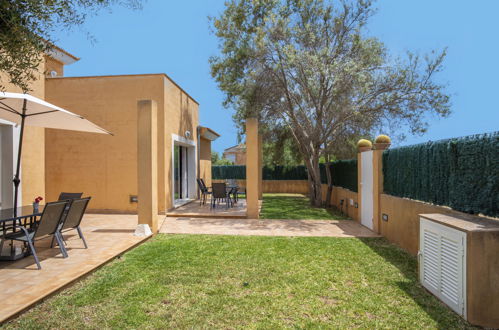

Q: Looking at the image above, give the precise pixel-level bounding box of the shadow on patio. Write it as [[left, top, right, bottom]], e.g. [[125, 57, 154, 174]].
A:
[[0, 214, 149, 323], [166, 199, 248, 219]]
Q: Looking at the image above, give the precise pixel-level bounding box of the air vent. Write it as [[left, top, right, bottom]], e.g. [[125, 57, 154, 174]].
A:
[[419, 218, 466, 318]]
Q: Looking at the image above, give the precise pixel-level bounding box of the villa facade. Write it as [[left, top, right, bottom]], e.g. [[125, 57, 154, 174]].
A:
[[0, 47, 218, 214]]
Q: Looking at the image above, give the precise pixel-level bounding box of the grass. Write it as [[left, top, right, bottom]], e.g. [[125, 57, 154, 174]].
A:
[[261, 193, 347, 220], [3, 235, 474, 329]]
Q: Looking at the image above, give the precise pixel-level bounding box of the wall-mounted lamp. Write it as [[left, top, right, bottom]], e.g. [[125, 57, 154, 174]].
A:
[[185, 130, 191, 138]]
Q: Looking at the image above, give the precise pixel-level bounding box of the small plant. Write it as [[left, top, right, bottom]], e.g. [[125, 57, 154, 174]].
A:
[[375, 135, 391, 144], [357, 139, 372, 148]]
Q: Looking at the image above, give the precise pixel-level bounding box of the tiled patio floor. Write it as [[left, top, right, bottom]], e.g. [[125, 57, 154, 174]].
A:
[[0, 214, 149, 323], [160, 217, 380, 237], [166, 199, 249, 219]]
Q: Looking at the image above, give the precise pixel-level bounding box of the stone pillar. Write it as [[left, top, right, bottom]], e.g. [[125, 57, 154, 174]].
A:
[[246, 118, 259, 219], [357, 152, 362, 224], [372, 137, 390, 234], [372, 149, 383, 233], [137, 100, 158, 233], [258, 134, 263, 200]]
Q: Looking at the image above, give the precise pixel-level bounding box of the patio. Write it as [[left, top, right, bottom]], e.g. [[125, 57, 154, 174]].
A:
[[166, 199, 255, 219], [0, 214, 149, 323], [160, 217, 380, 237]]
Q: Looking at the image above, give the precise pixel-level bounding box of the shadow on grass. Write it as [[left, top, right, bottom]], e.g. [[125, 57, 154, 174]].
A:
[[261, 195, 349, 220], [358, 238, 475, 329]]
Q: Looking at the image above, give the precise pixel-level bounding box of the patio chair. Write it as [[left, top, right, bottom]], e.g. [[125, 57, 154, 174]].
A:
[[52, 197, 91, 250], [197, 179, 211, 205], [58, 192, 83, 200], [234, 187, 246, 203], [0, 200, 69, 270], [211, 182, 232, 209], [224, 179, 244, 203]]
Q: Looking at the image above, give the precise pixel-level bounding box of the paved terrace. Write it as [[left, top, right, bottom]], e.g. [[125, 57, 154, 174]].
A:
[[0, 214, 149, 323], [160, 217, 380, 237], [166, 199, 255, 219]]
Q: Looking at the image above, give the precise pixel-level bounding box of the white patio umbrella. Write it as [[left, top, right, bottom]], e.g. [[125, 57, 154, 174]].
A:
[[0, 92, 112, 213]]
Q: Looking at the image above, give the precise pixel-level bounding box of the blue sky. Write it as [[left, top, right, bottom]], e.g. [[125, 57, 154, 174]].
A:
[[53, 0, 499, 153]]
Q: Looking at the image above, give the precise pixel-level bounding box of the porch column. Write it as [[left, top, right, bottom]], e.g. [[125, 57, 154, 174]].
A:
[[258, 134, 263, 200], [137, 100, 158, 233], [246, 117, 259, 219]]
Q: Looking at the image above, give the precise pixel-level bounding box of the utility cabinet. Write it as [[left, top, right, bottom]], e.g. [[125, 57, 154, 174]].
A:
[[419, 213, 499, 328]]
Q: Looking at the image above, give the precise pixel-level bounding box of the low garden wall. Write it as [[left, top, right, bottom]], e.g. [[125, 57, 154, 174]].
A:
[[325, 186, 359, 221], [379, 194, 479, 255], [212, 179, 309, 194]]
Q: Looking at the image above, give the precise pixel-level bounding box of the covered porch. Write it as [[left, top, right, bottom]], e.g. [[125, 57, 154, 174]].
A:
[[166, 199, 255, 219]]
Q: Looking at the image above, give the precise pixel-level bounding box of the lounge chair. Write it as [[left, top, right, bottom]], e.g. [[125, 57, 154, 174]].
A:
[[0, 200, 69, 270]]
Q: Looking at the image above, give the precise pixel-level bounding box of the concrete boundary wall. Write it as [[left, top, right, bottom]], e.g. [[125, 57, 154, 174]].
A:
[[213, 179, 309, 194]]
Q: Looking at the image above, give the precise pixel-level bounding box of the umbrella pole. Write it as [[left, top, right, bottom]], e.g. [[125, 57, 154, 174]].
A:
[[13, 99, 27, 215]]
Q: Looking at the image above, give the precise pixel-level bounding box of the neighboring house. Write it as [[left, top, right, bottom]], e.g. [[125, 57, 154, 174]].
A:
[[0, 46, 219, 213], [223, 144, 246, 165]]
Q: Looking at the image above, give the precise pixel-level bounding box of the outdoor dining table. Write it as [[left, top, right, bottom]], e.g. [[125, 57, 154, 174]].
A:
[[0, 205, 44, 261]]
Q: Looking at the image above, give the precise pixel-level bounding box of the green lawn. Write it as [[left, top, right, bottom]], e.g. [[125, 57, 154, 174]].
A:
[[4, 235, 473, 329], [261, 193, 347, 220]]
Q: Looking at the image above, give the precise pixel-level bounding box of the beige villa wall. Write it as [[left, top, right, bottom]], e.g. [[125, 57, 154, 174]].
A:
[[0, 60, 46, 207], [162, 77, 199, 211], [45, 74, 200, 213], [44, 56, 64, 77], [199, 137, 212, 187], [45, 75, 163, 213]]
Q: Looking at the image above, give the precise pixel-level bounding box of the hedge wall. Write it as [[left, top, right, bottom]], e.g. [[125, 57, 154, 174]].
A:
[[212, 160, 358, 192], [211, 165, 246, 180], [383, 132, 499, 218], [263, 165, 308, 180], [329, 160, 358, 192]]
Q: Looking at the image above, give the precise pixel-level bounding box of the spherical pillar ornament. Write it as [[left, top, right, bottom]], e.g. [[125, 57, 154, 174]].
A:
[[357, 139, 373, 152], [374, 135, 391, 150]]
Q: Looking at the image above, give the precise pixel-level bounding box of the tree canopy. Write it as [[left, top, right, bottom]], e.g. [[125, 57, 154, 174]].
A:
[[0, 0, 141, 92], [210, 0, 450, 206]]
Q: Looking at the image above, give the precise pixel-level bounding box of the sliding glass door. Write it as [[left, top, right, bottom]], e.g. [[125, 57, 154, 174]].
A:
[[173, 145, 189, 201]]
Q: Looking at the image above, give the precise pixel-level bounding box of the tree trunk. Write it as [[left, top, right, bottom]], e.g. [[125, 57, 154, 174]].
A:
[[305, 153, 323, 207], [325, 159, 333, 208]]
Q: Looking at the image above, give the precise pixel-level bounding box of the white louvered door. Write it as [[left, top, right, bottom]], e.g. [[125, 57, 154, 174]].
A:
[[419, 218, 466, 318]]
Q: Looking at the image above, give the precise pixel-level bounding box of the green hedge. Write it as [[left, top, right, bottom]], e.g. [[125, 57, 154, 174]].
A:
[[329, 160, 358, 192], [263, 165, 308, 180], [383, 132, 499, 218], [211, 165, 246, 180], [212, 160, 358, 192]]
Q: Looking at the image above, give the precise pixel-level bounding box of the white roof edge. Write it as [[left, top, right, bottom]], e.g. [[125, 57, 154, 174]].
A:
[[46, 47, 79, 65], [201, 130, 219, 141]]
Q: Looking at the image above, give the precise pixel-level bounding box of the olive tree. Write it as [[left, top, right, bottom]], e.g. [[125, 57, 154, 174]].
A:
[[210, 0, 450, 206]]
